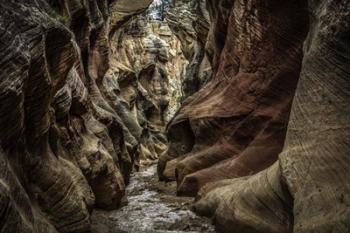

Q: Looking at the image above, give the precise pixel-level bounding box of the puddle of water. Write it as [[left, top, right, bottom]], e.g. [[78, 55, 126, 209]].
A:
[[91, 165, 215, 233]]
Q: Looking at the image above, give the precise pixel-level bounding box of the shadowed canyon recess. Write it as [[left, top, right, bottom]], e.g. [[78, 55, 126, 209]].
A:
[[0, 0, 349, 233]]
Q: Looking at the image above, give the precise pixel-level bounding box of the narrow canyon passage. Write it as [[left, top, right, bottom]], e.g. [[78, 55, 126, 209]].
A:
[[91, 164, 215, 233], [0, 0, 349, 233], [89, 1, 214, 230]]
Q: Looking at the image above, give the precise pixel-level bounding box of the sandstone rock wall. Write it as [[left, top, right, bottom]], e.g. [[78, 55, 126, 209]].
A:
[[1, 0, 349, 232], [159, 0, 309, 194], [0, 0, 153, 232], [166, 0, 213, 98], [103, 1, 190, 165], [109, 16, 187, 130], [159, 0, 350, 232]]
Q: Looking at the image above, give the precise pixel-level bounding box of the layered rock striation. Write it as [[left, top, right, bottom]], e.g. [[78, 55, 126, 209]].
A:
[[159, 0, 350, 232], [1, 0, 349, 232], [159, 0, 309, 195], [107, 11, 188, 164], [0, 0, 168, 232], [166, 0, 213, 98]]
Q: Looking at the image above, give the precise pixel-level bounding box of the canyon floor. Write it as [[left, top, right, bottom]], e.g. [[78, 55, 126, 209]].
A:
[[91, 163, 216, 233]]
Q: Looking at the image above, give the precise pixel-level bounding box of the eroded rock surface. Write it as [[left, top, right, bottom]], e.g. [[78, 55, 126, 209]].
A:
[[0, 0, 165, 232], [166, 0, 212, 97], [107, 10, 189, 164], [1, 0, 350, 232], [158, 0, 350, 232], [159, 0, 309, 195]]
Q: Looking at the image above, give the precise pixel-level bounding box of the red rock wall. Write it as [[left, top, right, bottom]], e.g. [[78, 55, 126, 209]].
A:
[[161, 0, 350, 232], [159, 0, 309, 196]]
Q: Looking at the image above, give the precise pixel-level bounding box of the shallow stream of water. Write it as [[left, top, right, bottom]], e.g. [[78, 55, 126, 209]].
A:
[[91, 164, 216, 233]]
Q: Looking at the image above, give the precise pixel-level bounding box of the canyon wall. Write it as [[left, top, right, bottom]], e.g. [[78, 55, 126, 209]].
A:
[[107, 12, 188, 165], [0, 0, 349, 232], [159, 0, 309, 194], [160, 0, 350, 232], [0, 0, 162, 232], [166, 0, 213, 97]]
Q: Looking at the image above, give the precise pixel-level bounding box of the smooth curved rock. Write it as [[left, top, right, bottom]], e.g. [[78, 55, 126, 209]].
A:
[[0, 0, 155, 232], [159, 0, 309, 198], [190, 0, 350, 232]]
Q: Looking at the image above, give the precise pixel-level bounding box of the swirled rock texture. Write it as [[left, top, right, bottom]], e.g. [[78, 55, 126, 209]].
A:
[[166, 0, 213, 98], [0, 0, 153, 232], [1, 0, 350, 232], [159, 0, 309, 195], [158, 0, 350, 232], [106, 11, 188, 165]]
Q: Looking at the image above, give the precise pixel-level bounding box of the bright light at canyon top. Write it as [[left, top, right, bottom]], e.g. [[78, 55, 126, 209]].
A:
[[148, 0, 172, 20]]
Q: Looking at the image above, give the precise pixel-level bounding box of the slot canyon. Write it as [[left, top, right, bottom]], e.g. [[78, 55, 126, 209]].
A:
[[0, 0, 349, 233]]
